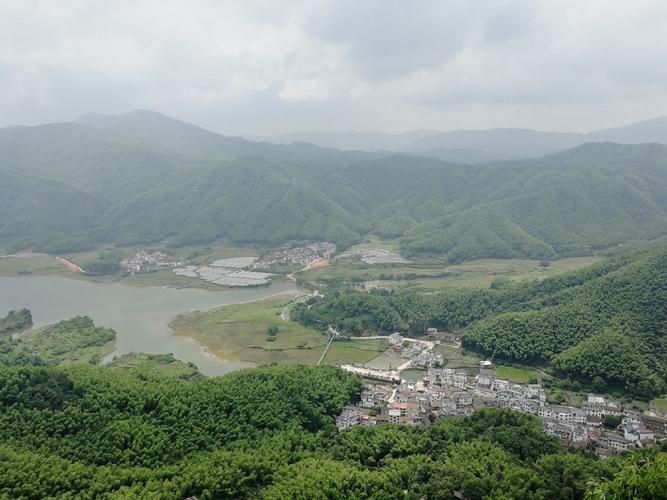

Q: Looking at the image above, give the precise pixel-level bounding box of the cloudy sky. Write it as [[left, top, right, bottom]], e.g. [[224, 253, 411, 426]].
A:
[[2, 0, 667, 134]]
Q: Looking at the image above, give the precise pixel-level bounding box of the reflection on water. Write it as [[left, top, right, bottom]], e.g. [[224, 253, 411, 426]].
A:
[[0, 276, 298, 376]]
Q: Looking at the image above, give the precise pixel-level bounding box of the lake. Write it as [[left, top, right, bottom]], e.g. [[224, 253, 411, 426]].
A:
[[0, 276, 299, 376]]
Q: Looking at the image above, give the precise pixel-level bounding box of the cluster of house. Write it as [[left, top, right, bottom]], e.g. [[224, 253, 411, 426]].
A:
[[537, 395, 665, 456], [120, 251, 179, 274], [426, 327, 461, 344], [387, 332, 443, 368], [336, 366, 666, 456], [252, 242, 336, 269]]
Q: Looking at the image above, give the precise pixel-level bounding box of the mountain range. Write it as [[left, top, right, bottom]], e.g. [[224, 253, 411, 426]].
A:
[[1, 110, 666, 261], [249, 116, 667, 163]]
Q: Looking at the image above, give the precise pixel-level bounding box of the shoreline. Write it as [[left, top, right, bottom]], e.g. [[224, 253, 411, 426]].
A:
[[168, 290, 303, 365], [0, 253, 299, 293]]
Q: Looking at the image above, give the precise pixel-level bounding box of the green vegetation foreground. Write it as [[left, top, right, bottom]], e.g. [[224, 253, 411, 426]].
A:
[[0, 362, 665, 498]]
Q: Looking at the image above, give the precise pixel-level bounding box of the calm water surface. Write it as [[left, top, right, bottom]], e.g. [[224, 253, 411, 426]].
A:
[[0, 276, 298, 376]]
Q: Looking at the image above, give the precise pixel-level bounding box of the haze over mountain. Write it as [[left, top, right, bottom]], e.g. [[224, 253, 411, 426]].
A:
[[1, 111, 666, 261], [249, 116, 667, 163]]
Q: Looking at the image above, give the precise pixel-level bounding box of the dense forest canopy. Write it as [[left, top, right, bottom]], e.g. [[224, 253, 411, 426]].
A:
[[294, 243, 667, 398], [1, 112, 666, 260], [0, 361, 664, 498]]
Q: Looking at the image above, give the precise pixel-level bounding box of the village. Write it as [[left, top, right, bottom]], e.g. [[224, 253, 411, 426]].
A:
[[252, 242, 337, 269], [336, 329, 667, 457], [119, 243, 337, 286], [120, 251, 180, 273]]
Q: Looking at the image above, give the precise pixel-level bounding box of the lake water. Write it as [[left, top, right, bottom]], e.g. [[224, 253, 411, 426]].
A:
[[0, 276, 298, 376]]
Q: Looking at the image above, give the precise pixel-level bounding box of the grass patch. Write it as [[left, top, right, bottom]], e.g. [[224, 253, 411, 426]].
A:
[[171, 294, 385, 365], [0, 254, 67, 276], [108, 353, 202, 380], [652, 397, 667, 412], [495, 365, 542, 383], [300, 255, 601, 291], [436, 345, 482, 370], [324, 339, 389, 366], [546, 388, 584, 407]]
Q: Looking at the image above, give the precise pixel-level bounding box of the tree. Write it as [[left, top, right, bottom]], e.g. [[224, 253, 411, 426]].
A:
[[603, 415, 622, 429], [267, 325, 279, 337], [591, 376, 606, 393]]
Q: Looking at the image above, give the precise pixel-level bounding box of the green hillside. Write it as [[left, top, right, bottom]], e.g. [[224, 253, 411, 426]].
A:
[[0, 122, 368, 250], [1, 112, 667, 259], [462, 244, 667, 397], [399, 143, 667, 260]]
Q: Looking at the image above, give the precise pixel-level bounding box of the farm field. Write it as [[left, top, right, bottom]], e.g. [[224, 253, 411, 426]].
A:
[[0, 254, 69, 276], [2, 241, 601, 294], [653, 397, 667, 412], [300, 254, 601, 291], [495, 365, 544, 383]]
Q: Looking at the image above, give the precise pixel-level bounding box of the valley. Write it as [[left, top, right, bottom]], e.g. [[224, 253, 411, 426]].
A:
[[4, 3, 667, 496]]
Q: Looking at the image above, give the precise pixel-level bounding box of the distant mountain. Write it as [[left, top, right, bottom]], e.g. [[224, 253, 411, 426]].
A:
[[411, 116, 667, 158], [587, 116, 667, 144], [251, 116, 667, 162], [77, 110, 275, 160], [77, 110, 375, 165], [406, 147, 525, 164], [246, 129, 440, 152], [1, 111, 667, 260], [405, 128, 583, 157]]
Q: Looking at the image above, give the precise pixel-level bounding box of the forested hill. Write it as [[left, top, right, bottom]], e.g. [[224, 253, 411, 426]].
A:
[[463, 243, 667, 398], [0, 362, 664, 497], [1, 111, 667, 259]]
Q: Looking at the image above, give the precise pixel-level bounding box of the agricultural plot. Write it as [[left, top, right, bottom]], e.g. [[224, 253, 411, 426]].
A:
[[174, 256, 273, 286]]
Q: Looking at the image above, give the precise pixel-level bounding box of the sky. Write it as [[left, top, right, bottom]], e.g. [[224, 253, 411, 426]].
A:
[[1, 0, 667, 134]]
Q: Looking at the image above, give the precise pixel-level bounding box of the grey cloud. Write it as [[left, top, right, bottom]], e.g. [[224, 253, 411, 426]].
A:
[[304, 0, 472, 79], [0, 1, 667, 133]]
